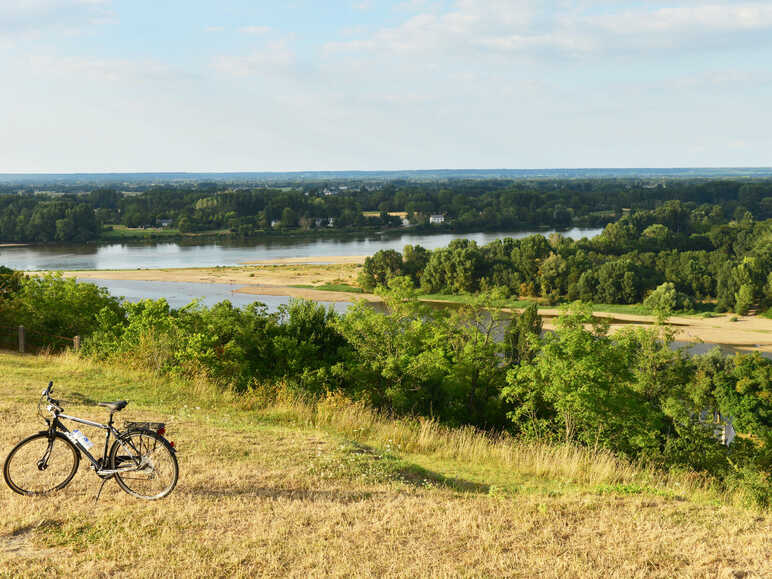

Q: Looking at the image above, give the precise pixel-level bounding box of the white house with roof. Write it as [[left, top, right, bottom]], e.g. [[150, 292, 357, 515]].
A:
[[429, 214, 445, 224]]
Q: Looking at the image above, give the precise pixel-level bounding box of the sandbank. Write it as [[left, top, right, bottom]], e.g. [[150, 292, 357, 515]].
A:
[[241, 255, 367, 265], [59, 262, 361, 288]]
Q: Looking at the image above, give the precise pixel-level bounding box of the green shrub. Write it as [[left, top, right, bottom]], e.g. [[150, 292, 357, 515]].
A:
[[5, 274, 123, 350]]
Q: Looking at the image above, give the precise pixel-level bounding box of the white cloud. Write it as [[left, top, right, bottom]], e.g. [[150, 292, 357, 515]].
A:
[[0, 0, 115, 38], [212, 40, 294, 77], [396, 0, 432, 11], [352, 1, 375, 11], [18, 53, 173, 83], [593, 3, 772, 34], [240, 25, 271, 35], [327, 1, 772, 58]]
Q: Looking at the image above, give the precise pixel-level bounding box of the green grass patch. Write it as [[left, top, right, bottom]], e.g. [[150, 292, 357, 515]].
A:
[[585, 303, 652, 315], [290, 283, 364, 293], [418, 293, 537, 309], [593, 483, 682, 500], [100, 224, 181, 240], [589, 302, 716, 318], [307, 440, 457, 490]]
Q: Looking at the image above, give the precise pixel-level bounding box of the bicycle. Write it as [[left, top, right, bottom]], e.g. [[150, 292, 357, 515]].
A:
[[3, 382, 178, 500]]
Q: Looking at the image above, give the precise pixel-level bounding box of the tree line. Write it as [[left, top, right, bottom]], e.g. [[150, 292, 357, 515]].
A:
[[359, 204, 772, 314], [0, 270, 769, 506], [2, 178, 772, 241]]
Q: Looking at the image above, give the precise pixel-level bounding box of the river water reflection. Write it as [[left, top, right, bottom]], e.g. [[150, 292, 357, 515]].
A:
[[86, 278, 351, 314], [0, 227, 602, 271]]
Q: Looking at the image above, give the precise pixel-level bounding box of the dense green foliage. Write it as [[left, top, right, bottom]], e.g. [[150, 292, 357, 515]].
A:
[[360, 208, 772, 312], [0, 197, 99, 242], [0, 273, 121, 350], [0, 272, 769, 505], [2, 178, 772, 241]]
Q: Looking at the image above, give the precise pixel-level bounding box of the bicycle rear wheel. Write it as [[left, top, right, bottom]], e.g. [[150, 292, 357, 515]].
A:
[[4, 432, 80, 495], [110, 430, 178, 500]]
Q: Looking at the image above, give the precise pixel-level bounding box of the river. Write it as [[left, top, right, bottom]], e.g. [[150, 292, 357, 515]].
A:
[[85, 278, 351, 314], [0, 227, 602, 271]]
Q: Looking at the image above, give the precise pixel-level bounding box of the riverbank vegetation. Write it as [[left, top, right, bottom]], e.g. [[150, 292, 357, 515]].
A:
[[2, 177, 772, 242], [1, 270, 769, 508]]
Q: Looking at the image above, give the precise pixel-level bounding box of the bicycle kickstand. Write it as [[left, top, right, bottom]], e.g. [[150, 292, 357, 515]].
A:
[[94, 475, 114, 503]]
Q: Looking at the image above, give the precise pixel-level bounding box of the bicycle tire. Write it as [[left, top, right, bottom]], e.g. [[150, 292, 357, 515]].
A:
[[4, 432, 80, 496], [110, 429, 178, 500]]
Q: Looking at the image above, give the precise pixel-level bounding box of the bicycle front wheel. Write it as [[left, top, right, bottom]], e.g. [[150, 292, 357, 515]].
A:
[[110, 430, 178, 500], [4, 432, 80, 496]]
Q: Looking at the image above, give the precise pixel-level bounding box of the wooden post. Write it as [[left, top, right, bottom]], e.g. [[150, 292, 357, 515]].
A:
[[18, 325, 24, 353], [73, 335, 80, 351]]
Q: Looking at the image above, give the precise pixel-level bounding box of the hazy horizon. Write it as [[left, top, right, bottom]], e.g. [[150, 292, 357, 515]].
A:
[[4, 166, 772, 188]]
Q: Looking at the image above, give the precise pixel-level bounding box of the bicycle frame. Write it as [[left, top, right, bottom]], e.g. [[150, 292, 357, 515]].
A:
[[48, 411, 140, 476]]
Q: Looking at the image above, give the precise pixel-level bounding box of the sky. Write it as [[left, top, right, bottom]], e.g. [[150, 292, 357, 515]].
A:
[[1, 0, 772, 172]]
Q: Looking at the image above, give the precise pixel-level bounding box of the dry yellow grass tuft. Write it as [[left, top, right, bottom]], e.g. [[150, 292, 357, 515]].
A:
[[0, 351, 769, 577]]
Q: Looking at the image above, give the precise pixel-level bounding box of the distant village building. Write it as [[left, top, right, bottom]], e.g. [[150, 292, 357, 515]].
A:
[[429, 214, 445, 224], [327, 217, 335, 227], [158, 219, 173, 228]]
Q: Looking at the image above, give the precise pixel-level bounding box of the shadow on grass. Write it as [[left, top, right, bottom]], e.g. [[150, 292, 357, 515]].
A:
[[181, 441, 490, 502], [332, 441, 490, 494], [65, 392, 101, 406]]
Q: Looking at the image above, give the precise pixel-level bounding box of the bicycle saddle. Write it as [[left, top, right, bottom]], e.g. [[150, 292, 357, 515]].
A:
[[98, 400, 128, 412]]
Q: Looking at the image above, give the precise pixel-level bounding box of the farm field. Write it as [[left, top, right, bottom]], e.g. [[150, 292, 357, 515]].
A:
[[0, 351, 769, 577]]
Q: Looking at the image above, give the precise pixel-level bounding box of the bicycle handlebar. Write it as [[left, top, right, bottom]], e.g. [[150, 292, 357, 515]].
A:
[[41, 381, 62, 413]]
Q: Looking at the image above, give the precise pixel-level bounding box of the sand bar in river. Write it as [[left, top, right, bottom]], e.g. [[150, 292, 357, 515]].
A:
[[242, 255, 367, 265]]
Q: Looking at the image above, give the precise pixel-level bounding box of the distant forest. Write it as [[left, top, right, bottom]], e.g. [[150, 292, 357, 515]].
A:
[[1, 178, 772, 242]]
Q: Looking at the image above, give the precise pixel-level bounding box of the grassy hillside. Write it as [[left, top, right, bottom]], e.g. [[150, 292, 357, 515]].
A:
[[0, 351, 769, 577]]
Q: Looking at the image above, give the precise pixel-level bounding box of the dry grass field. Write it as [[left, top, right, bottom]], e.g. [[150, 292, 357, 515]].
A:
[[0, 351, 769, 577]]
